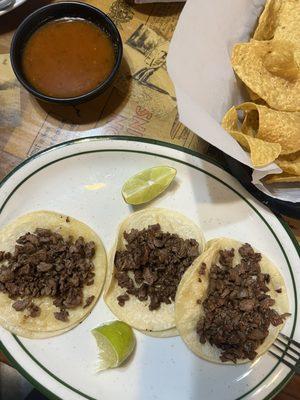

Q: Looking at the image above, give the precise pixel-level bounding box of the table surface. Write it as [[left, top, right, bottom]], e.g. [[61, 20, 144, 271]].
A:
[[0, 1, 299, 399]]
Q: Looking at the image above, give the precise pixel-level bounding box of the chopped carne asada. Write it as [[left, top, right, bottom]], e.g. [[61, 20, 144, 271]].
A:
[[196, 244, 290, 362], [199, 263, 207, 275], [115, 224, 199, 310], [0, 228, 96, 321]]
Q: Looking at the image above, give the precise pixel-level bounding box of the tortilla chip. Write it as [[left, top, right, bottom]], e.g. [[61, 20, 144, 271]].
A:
[[276, 152, 300, 175], [241, 108, 259, 137], [175, 238, 289, 364], [253, 0, 300, 46], [247, 87, 266, 104], [104, 208, 206, 332], [223, 102, 300, 156], [222, 106, 281, 167], [265, 172, 300, 184], [246, 86, 261, 101], [253, 0, 281, 40], [231, 40, 300, 111], [263, 41, 299, 81], [222, 106, 239, 131], [0, 211, 107, 338], [239, 103, 300, 155], [247, 87, 261, 102], [231, 130, 281, 167]]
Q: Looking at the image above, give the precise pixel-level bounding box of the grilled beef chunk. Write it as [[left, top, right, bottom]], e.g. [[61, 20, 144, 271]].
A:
[[83, 295, 95, 308], [28, 302, 41, 318], [115, 224, 199, 311], [12, 298, 31, 311], [196, 244, 290, 362], [199, 263, 207, 275], [54, 309, 69, 322], [117, 293, 130, 306], [0, 229, 97, 321]]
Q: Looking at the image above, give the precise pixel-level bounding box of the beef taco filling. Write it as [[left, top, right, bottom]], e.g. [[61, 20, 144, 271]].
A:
[[0, 228, 97, 322], [196, 243, 290, 362], [115, 224, 200, 311]]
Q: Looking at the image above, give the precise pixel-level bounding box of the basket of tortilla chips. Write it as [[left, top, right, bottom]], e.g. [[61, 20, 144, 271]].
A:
[[221, 0, 299, 217], [168, 0, 299, 217]]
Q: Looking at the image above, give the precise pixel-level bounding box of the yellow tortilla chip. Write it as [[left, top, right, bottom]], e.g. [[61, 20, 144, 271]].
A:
[[241, 109, 259, 137], [265, 172, 300, 184], [231, 40, 300, 111], [253, 0, 281, 40], [255, 106, 300, 154], [222, 106, 281, 167], [253, 0, 300, 46], [222, 106, 239, 131], [247, 87, 262, 102], [230, 130, 281, 168], [263, 41, 299, 81], [276, 152, 300, 175], [247, 87, 267, 105], [237, 103, 300, 155]]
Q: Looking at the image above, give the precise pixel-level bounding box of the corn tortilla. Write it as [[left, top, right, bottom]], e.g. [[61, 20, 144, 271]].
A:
[[0, 211, 107, 338], [104, 208, 206, 332], [175, 238, 289, 364]]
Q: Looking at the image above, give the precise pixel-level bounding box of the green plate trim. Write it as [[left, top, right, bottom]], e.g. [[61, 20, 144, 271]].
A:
[[0, 136, 298, 400]]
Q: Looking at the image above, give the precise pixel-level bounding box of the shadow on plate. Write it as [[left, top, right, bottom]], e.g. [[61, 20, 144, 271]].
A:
[[129, 179, 180, 212]]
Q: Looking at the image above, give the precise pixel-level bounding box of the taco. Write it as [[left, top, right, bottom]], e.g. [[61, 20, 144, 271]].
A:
[[104, 208, 206, 332], [175, 238, 289, 364], [0, 211, 107, 338]]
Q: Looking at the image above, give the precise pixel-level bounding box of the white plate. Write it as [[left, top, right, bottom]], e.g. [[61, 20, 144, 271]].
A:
[[0, 136, 299, 400], [0, 0, 27, 17]]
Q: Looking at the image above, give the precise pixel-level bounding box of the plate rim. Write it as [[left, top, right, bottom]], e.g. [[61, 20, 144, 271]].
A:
[[0, 135, 299, 400]]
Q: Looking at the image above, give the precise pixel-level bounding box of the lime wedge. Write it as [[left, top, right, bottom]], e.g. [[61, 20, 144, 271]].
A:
[[122, 166, 177, 205], [92, 321, 135, 371]]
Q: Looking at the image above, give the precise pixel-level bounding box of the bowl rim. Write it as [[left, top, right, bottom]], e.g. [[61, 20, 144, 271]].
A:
[[10, 1, 123, 104]]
